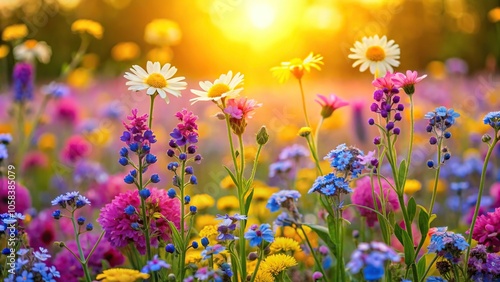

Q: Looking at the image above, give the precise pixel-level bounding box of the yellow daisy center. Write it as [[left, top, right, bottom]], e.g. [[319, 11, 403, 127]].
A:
[[145, 73, 167, 88], [366, 46, 386, 62], [25, 40, 38, 49], [207, 83, 230, 98]]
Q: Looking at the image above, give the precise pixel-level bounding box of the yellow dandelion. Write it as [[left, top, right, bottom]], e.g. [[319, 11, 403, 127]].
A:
[[2, 24, 28, 41], [144, 19, 181, 46], [249, 201, 271, 219], [71, 19, 103, 39], [254, 269, 274, 282], [185, 249, 203, 264], [427, 178, 447, 194], [195, 214, 218, 231], [220, 175, 236, 189], [404, 179, 422, 194], [270, 237, 302, 254], [96, 268, 149, 282], [271, 52, 323, 83], [190, 194, 215, 210], [348, 35, 400, 76], [252, 185, 279, 202], [82, 53, 100, 69], [198, 225, 218, 240], [111, 42, 140, 61], [297, 126, 312, 137], [260, 254, 297, 276], [217, 195, 239, 211], [67, 67, 92, 88], [0, 45, 10, 59], [38, 133, 57, 151]]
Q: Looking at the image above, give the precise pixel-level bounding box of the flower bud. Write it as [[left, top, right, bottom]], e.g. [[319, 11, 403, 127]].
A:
[[256, 126, 269, 145], [298, 127, 312, 137]]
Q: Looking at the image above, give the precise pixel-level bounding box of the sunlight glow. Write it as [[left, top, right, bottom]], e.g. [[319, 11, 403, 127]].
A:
[[248, 2, 276, 29]]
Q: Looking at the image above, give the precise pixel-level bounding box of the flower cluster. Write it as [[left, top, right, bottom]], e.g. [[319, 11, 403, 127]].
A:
[[308, 173, 351, 197], [268, 144, 310, 186], [346, 241, 400, 281], [120, 109, 156, 148], [424, 106, 460, 167], [141, 255, 171, 274], [467, 245, 500, 281], [97, 188, 181, 254], [427, 227, 468, 263], [471, 207, 500, 252], [169, 108, 199, 147], [368, 73, 404, 137], [51, 191, 91, 210], [4, 247, 60, 282], [324, 143, 365, 178], [483, 111, 500, 131], [184, 266, 227, 282], [13, 62, 33, 103]]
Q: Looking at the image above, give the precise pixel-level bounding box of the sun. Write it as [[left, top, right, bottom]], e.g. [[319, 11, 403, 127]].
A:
[[248, 2, 276, 29]]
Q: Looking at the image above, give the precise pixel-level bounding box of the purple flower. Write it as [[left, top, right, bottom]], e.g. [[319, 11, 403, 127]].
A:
[[141, 255, 171, 273], [244, 224, 274, 247], [13, 62, 33, 102], [201, 244, 226, 260], [169, 109, 199, 146], [347, 241, 400, 281], [266, 190, 301, 212], [120, 109, 156, 147]]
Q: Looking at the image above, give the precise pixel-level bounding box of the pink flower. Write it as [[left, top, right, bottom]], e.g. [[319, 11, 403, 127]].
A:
[[351, 176, 400, 227], [22, 151, 48, 171], [97, 187, 181, 255], [0, 177, 31, 213], [27, 209, 73, 249], [472, 207, 500, 252], [224, 98, 262, 120], [61, 135, 91, 163], [87, 174, 129, 208], [372, 72, 396, 90], [224, 98, 262, 135], [392, 70, 427, 95], [53, 233, 125, 282], [315, 94, 348, 119], [54, 98, 79, 125]]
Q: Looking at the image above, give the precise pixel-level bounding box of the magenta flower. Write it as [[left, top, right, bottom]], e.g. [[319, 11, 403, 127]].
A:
[[224, 98, 261, 135], [97, 187, 181, 255], [54, 98, 79, 125], [61, 135, 91, 164], [170, 108, 199, 146], [315, 94, 348, 119], [371, 72, 396, 90], [351, 176, 400, 227], [392, 70, 427, 95], [0, 178, 31, 214], [120, 109, 156, 146], [472, 207, 500, 252]]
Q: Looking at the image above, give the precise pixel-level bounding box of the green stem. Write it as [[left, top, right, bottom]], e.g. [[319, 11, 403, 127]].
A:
[[247, 144, 263, 192], [297, 78, 311, 128], [305, 135, 323, 176], [61, 35, 90, 79], [299, 225, 330, 282], [15, 102, 25, 171], [249, 243, 265, 282], [138, 157, 155, 281], [237, 134, 247, 280], [428, 138, 443, 215], [179, 158, 187, 281], [402, 96, 415, 188], [418, 256, 438, 282], [148, 95, 156, 129], [71, 211, 92, 282], [465, 135, 498, 268], [314, 117, 324, 158], [85, 230, 105, 261]]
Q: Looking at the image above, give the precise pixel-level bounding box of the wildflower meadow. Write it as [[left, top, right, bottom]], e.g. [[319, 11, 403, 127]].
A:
[[1, 1, 500, 282]]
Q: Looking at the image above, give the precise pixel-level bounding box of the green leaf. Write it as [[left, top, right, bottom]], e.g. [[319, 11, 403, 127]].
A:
[[398, 159, 407, 189], [244, 188, 254, 215], [378, 214, 390, 244], [418, 210, 429, 236], [167, 221, 183, 248], [326, 215, 338, 245], [417, 205, 428, 214], [408, 197, 417, 222], [304, 223, 336, 254], [223, 166, 239, 186], [394, 224, 404, 245], [417, 256, 426, 279], [402, 228, 415, 266]]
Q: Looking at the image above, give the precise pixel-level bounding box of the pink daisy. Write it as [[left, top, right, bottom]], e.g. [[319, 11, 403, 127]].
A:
[[372, 72, 396, 90], [392, 70, 427, 94], [224, 98, 262, 120], [315, 94, 348, 119]]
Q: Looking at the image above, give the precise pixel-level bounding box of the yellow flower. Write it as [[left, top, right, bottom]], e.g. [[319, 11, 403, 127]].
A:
[[185, 249, 202, 264], [254, 269, 274, 282], [249, 201, 271, 219], [111, 42, 141, 61], [83, 127, 111, 146], [260, 254, 297, 276], [190, 194, 215, 210], [146, 46, 173, 64], [270, 237, 302, 254], [298, 126, 312, 137], [271, 52, 323, 83], [67, 67, 92, 88], [252, 185, 279, 202], [38, 133, 57, 151], [0, 45, 10, 59], [195, 215, 218, 231], [2, 24, 28, 41], [404, 179, 422, 194], [144, 19, 181, 46], [488, 7, 500, 23], [217, 195, 239, 211], [198, 225, 218, 240], [220, 175, 236, 189], [427, 179, 446, 194], [82, 53, 100, 69], [96, 268, 149, 282], [71, 19, 103, 39], [426, 61, 446, 80], [348, 35, 400, 76]]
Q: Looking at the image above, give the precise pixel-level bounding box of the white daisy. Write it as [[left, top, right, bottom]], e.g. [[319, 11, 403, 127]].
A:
[[190, 71, 244, 104], [124, 61, 187, 103], [13, 40, 52, 64], [348, 35, 400, 76]]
